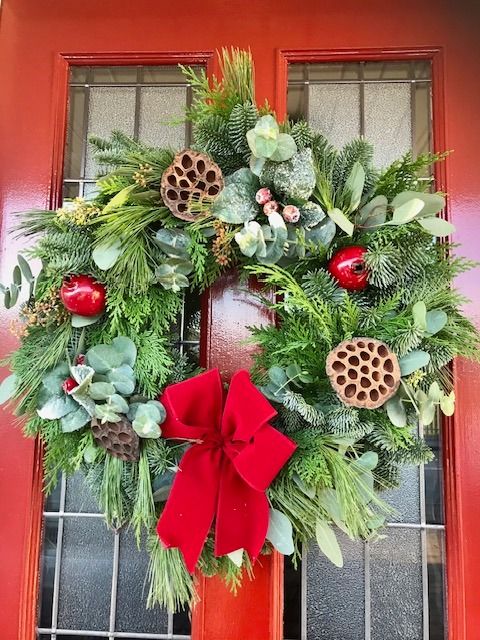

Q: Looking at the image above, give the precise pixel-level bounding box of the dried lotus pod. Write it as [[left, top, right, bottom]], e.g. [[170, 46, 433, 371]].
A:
[[326, 338, 401, 409], [91, 417, 140, 462], [161, 149, 224, 221]]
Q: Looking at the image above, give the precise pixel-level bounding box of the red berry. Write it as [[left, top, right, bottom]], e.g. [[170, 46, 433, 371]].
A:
[[75, 354, 86, 365], [328, 246, 369, 291], [263, 200, 279, 215], [255, 187, 272, 205], [62, 377, 78, 394], [60, 275, 106, 317], [282, 205, 300, 224]]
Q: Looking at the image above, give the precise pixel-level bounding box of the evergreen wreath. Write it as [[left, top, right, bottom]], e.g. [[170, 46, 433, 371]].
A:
[[1, 48, 478, 611]]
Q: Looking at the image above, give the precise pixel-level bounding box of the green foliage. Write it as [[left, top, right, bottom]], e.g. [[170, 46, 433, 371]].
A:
[[146, 535, 195, 611], [374, 151, 448, 201]]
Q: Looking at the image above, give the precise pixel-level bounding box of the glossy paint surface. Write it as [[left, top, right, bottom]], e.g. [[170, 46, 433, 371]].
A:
[[1, 1, 480, 639]]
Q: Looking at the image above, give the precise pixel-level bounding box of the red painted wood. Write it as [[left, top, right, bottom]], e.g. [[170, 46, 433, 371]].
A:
[[1, 1, 480, 639]]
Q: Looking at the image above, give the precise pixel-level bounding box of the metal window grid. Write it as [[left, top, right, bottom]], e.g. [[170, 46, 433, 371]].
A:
[[37, 64, 200, 640], [285, 60, 446, 640]]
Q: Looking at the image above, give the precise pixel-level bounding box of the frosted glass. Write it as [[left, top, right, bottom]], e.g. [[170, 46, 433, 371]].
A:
[[308, 84, 361, 149], [382, 465, 421, 523], [65, 472, 101, 514], [370, 529, 423, 640], [116, 529, 169, 633], [57, 518, 113, 630], [364, 83, 411, 168], [138, 86, 187, 150], [306, 535, 364, 639], [85, 87, 136, 178]]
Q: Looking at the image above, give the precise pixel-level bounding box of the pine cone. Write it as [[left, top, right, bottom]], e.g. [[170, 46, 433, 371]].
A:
[[91, 417, 140, 462], [160, 149, 224, 221]]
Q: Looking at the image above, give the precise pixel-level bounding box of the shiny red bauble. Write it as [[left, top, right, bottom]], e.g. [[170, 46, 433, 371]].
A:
[[60, 275, 106, 316], [328, 246, 369, 291], [62, 377, 78, 394]]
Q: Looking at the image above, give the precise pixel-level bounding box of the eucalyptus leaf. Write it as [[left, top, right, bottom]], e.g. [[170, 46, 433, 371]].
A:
[[269, 133, 297, 162], [107, 364, 136, 395], [390, 198, 425, 224], [92, 239, 123, 270], [211, 182, 258, 224], [356, 451, 379, 471], [419, 397, 436, 426], [95, 403, 122, 424], [42, 363, 70, 394], [109, 394, 129, 414], [266, 508, 295, 555], [89, 381, 116, 401], [428, 381, 443, 402], [112, 336, 137, 367], [154, 228, 190, 258], [315, 519, 344, 567], [392, 191, 445, 217], [17, 254, 34, 283], [357, 195, 388, 227], [305, 217, 337, 249], [83, 444, 99, 464], [318, 488, 344, 523], [71, 313, 103, 328], [343, 161, 365, 213], [327, 208, 354, 236], [440, 391, 455, 416], [235, 221, 262, 258], [37, 395, 76, 420], [268, 366, 288, 388], [87, 344, 123, 374], [13, 265, 22, 286], [385, 395, 407, 427], [398, 350, 431, 376], [60, 406, 90, 432], [412, 301, 427, 331], [418, 217, 455, 237], [8, 283, 19, 307], [0, 373, 17, 404], [425, 309, 448, 335]]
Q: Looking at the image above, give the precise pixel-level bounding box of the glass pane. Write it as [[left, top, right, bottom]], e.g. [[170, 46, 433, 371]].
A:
[[427, 529, 446, 640], [284, 556, 301, 639], [138, 86, 187, 149], [116, 529, 169, 633], [65, 472, 101, 513], [57, 518, 113, 630], [364, 82, 412, 168], [84, 86, 136, 178], [306, 535, 364, 640], [308, 84, 361, 149], [370, 529, 423, 640], [38, 518, 58, 628]]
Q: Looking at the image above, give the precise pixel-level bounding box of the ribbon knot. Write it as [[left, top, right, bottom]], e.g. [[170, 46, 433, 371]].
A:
[[156, 369, 296, 573]]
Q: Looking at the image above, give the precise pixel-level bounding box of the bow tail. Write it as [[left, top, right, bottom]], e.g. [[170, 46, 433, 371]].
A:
[[157, 445, 222, 573], [214, 458, 269, 561]]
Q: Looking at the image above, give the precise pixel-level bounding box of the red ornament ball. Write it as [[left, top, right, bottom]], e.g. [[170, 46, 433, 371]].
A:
[[328, 246, 369, 291], [62, 377, 78, 394], [60, 275, 106, 317]]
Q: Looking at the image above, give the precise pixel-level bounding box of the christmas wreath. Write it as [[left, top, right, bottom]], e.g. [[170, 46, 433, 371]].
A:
[[1, 49, 478, 611]]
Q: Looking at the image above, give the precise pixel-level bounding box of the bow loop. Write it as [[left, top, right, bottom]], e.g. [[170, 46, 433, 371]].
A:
[[156, 369, 296, 573]]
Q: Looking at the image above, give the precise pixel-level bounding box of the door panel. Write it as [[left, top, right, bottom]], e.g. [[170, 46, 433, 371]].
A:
[[1, 2, 480, 639], [284, 59, 446, 640]]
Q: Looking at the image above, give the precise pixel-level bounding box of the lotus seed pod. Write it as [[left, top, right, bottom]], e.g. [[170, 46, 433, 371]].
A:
[[161, 149, 224, 221], [326, 338, 401, 409], [91, 417, 140, 462]]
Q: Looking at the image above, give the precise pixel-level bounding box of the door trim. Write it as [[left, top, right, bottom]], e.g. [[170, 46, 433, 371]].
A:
[[275, 46, 465, 640]]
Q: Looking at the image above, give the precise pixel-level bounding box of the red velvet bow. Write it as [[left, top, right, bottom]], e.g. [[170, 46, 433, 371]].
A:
[[156, 369, 296, 573]]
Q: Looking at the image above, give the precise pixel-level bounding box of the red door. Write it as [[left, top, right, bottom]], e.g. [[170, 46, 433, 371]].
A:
[[1, 2, 480, 639]]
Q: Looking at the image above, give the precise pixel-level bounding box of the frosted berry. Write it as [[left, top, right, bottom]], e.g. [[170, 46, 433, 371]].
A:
[[75, 354, 86, 365], [282, 205, 300, 224], [328, 246, 369, 291], [263, 200, 279, 215], [62, 377, 78, 394], [255, 187, 272, 205]]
